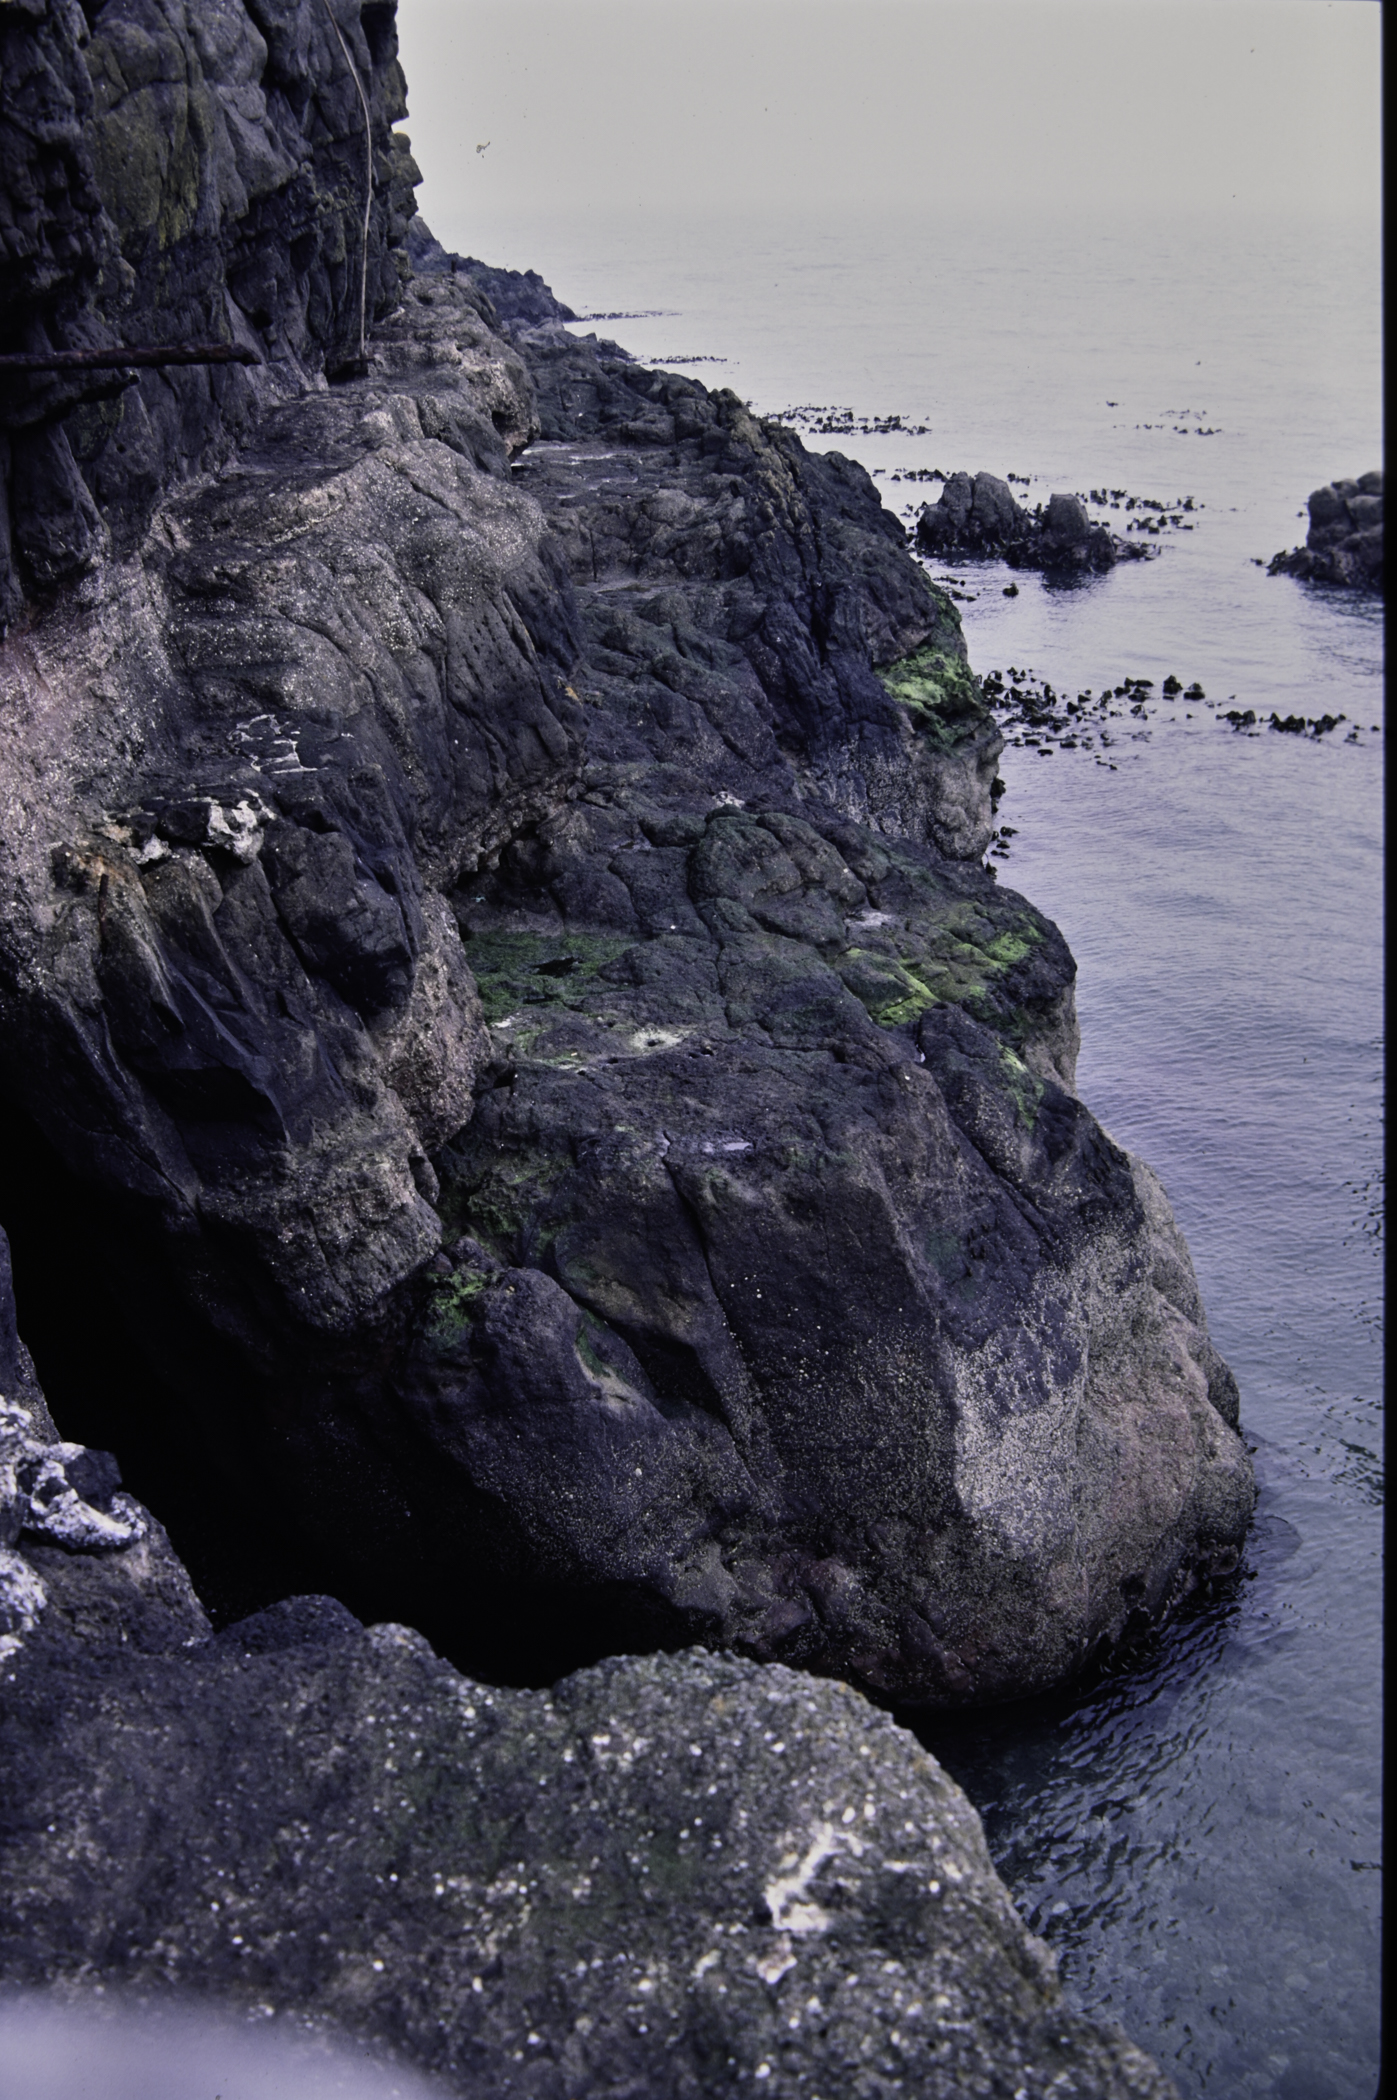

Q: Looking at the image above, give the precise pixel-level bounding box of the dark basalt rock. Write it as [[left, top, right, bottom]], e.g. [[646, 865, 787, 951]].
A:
[[1268, 472, 1383, 592], [0, 1242, 1176, 2098], [1, 1, 1251, 1716], [916, 471, 1153, 574], [1, 0, 419, 624]]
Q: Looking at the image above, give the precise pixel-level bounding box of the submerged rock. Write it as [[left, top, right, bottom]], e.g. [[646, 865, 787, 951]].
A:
[[1268, 473, 1383, 592], [916, 471, 1152, 574]]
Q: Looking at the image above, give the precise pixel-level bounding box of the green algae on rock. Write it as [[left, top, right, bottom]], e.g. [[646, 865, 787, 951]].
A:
[[876, 636, 990, 750]]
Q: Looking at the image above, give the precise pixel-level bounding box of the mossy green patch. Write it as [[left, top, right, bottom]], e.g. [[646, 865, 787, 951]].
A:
[[924, 1228, 967, 1279], [465, 930, 636, 1024], [837, 950, 947, 1029], [998, 1045, 1045, 1128], [876, 642, 991, 750], [418, 1266, 492, 1358], [981, 927, 1037, 970], [834, 898, 1044, 1040], [435, 1139, 573, 1265]]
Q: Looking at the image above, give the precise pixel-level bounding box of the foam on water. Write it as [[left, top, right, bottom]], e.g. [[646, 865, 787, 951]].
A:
[[486, 202, 1382, 2098]]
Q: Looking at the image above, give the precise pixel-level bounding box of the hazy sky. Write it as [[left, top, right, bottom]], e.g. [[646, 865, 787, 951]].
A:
[[397, 0, 1381, 256]]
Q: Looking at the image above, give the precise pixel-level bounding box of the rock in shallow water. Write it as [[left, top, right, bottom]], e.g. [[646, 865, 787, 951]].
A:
[[1268, 472, 1383, 592], [914, 472, 1149, 574]]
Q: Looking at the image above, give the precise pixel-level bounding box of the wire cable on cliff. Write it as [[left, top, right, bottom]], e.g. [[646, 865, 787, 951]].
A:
[[319, 0, 374, 368], [0, 346, 261, 372]]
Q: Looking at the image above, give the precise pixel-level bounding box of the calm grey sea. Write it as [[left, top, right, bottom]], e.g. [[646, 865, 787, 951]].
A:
[[453, 203, 1383, 2099]]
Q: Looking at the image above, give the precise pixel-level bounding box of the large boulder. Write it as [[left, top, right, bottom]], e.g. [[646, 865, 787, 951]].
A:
[[1268, 471, 1383, 591], [915, 469, 1018, 553], [0, 1269, 1175, 2098], [0, 1635, 1178, 2098]]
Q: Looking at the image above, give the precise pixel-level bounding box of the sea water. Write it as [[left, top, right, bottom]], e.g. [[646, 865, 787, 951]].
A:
[[432, 201, 1383, 2097]]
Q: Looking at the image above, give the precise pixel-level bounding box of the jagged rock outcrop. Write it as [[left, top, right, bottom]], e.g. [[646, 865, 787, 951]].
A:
[[1, 0, 419, 624], [916, 472, 1151, 574], [1, 1243, 1176, 2097], [1, 0, 1251, 1709], [1268, 472, 1383, 592]]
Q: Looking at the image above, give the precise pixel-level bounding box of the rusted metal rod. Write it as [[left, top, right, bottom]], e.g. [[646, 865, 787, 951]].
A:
[[0, 345, 262, 371]]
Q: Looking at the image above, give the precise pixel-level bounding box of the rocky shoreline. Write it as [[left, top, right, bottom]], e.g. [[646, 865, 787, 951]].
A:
[[2, 1, 1253, 2086], [0, 226, 1253, 1703]]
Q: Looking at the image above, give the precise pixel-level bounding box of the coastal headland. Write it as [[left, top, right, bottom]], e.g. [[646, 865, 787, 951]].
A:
[[2, 2, 1252, 2086]]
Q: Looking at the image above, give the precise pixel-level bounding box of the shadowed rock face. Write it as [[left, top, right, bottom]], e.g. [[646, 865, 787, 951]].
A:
[[1, 0, 419, 622], [1, 1, 1251, 1708], [0, 1258, 1177, 2099], [1268, 472, 1383, 592]]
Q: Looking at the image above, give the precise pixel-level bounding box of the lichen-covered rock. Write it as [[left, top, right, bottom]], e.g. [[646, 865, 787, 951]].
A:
[[1268, 472, 1383, 592]]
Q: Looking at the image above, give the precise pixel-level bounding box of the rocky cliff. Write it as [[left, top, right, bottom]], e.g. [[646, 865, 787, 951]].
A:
[[1, 0, 1251, 1721], [1, 0, 418, 623]]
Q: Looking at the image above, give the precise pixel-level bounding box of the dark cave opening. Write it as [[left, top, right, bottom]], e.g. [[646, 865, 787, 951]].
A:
[[0, 1100, 689, 1689]]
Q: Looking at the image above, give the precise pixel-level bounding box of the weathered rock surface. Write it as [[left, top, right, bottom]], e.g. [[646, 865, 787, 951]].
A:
[[1, 0, 419, 624], [0, 1646, 1177, 2100], [916, 472, 1152, 575], [1268, 471, 1383, 592], [1, 0, 1251, 1709], [0, 1264, 1174, 2098]]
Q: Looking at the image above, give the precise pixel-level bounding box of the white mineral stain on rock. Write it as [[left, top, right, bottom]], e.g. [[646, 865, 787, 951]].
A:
[[0, 1546, 48, 1658], [763, 1821, 861, 1939], [627, 1025, 688, 1054]]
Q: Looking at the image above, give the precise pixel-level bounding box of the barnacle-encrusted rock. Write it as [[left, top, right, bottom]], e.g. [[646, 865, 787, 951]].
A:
[[0, 1576, 1177, 2099]]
